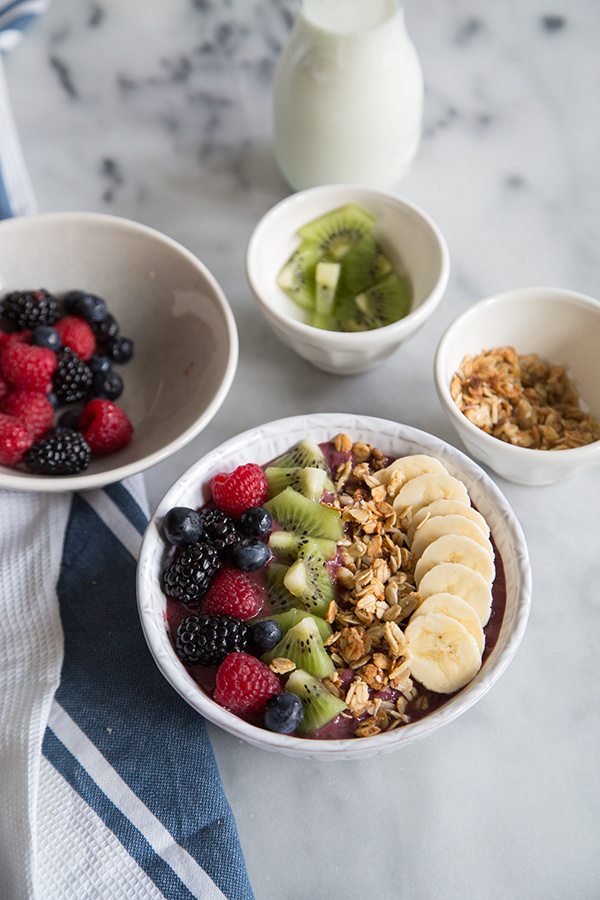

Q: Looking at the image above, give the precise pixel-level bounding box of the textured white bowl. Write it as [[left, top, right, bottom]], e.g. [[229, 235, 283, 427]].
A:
[[435, 288, 600, 486], [0, 212, 238, 491], [246, 185, 449, 375], [137, 413, 531, 760]]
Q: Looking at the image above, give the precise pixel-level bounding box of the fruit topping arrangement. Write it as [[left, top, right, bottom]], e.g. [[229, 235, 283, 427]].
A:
[[277, 204, 412, 332], [160, 435, 505, 739], [0, 288, 134, 474]]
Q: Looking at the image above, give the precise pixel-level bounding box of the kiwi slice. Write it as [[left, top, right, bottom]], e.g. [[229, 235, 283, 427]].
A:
[[342, 273, 412, 332], [311, 312, 338, 330], [262, 617, 334, 678], [269, 439, 328, 472], [258, 609, 332, 641], [286, 668, 347, 735], [315, 260, 341, 316], [297, 204, 375, 260], [264, 488, 342, 541], [277, 241, 321, 311], [341, 231, 393, 296], [269, 531, 337, 563], [265, 466, 333, 502], [266, 563, 299, 614], [283, 539, 335, 616]]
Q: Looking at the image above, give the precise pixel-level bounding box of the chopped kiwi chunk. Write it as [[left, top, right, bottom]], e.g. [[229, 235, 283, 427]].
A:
[[265, 466, 333, 502], [315, 260, 341, 316], [264, 487, 342, 541], [269, 439, 328, 472], [262, 617, 334, 678], [283, 539, 336, 616], [257, 609, 332, 641], [311, 312, 338, 330], [341, 231, 393, 296], [266, 563, 299, 614], [298, 204, 375, 260], [276, 242, 321, 310], [286, 668, 347, 735], [269, 530, 337, 563]]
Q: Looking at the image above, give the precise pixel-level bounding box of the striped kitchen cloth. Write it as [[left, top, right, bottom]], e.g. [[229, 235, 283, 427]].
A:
[[0, 4, 253, 898]]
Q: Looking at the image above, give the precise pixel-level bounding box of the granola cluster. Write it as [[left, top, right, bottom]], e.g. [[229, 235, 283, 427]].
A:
[[451, 346, 600, 450]]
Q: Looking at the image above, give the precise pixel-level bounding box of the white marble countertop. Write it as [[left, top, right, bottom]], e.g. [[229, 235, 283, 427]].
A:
[[7, 1, 600, 897]]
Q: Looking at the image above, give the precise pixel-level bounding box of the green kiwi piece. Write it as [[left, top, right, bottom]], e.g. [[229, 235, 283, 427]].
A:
[[276, 241, 320, 311], [283, 539, 335, 616], [257, 609, 332, 641], [269, 531, 337, 563], [262, 617, 334, 678], [311, 312, 338, 330], [315, 260, 341, 315], [353, 273, 412, 327], [297, 204, 375, 260], [264, 488, 343, 541], [269, 440, 328, 472], [266, 563, 300, 614], [341, 231, 393, 296], [265, 466, 333, 502], [286, 668, 347, 735]]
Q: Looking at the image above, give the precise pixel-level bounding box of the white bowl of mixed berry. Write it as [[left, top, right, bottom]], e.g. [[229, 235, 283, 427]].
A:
[[137, 414, 531, 759], [0, 212, 237, 490]]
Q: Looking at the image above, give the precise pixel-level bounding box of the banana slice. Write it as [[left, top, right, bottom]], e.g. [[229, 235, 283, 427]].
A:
[[418, 562, 493, 626], [414, 535, 495, 587], [412, 593, 485, 654], [408, 499, 490, 542], [393, 473, 469, 518], [405, 612, 482, 694], [411, 515, 494, 561], [374, 454, 447, 486]]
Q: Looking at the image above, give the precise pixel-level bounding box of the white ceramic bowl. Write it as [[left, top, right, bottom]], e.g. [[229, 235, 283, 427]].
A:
[[137, 413, 531, 760], [246, 185, 449, 375], [0, 212, 238, 491], [435, 287, 600, 486]]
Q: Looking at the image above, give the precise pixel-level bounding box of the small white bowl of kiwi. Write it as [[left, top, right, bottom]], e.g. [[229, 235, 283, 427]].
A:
[[246, 184, 450, 375]]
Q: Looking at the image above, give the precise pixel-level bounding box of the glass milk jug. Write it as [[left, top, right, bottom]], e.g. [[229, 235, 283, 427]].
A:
[[273, 0, 424, 190]]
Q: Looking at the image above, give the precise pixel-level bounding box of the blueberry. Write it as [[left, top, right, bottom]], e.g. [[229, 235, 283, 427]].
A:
[[93, 313, 119, 343], [32, 325, 61, 351], [163, 506, 204, 546], [106, 335, 134, 363], [264, 692, 304, 735], [58, 408, 82, 430], [88, 354, 112, 375], [64, 290, 108, 323], [231, 538, 271, 571], [92, 369, 123, 401], [239, 507, 272, 538], [250, 619, 282, 652], [46, 391, 59, 409]]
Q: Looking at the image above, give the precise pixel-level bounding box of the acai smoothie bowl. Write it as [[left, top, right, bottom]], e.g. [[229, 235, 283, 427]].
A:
[[137, 414, 531, 760]]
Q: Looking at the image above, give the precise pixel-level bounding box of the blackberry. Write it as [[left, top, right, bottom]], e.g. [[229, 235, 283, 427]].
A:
[[53, 347, 93, 404], [24, 429, 91, 475], [175, 614, 248, 666], [163, 542, 221, 606], [199, 508, 240, 557], [1, 289, 60, 330]]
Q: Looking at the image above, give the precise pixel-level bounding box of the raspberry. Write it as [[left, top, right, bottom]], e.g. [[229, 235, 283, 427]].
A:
[[202, 567, 264, 620], [55, 315, 96, 360], [211, 464, 268, 517], [1, 289, 60, 330], [213, 652, 281, 716], [0, 342, 57, 392], [0, 376, 9, 404], [24, 429, 91, 475], [1, 390, 54, 439], [0, 329, 31, 348], [0, 413, 33, 467], [175, 615, 248, 666], [78, 399, 133, 455]]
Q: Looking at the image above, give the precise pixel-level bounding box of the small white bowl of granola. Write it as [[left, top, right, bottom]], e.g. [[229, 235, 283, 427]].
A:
[[435, 287, 600, 486]]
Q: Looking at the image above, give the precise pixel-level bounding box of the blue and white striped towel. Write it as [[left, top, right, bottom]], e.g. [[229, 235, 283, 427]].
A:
[[0, 5, 253, 898]]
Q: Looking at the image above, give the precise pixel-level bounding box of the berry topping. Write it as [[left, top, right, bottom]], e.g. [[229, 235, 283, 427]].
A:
[[198, 508, 240, 557], [264, 692, 304, 734], [231, 538, 271, 572], [1, 289, 60, 330], [0, 329, 31, 348], [46, 391, 59, 409], [78, 398, 133, 455], [64, 290, 108, 323], [88, 354, 112, 375], [24, 429, 91, 475], [1, 390, 54, 439], [31, 325, 61, 351], [0, 413, 33, 467], [163, 507, 204, 546], [92, 313, 119, 344], [238, 506, 272, 537], [163, 542, 221, 606], [55, 315, 96, 361], [53, 347, 93, 404], [211, 463, 268, 517], [0, 342, 58, 392], [175, 614, 248, 666], [58, 408, 82, 431], [106, 335, 134, 363], [249, 619, 283, 653], [91, 369, 123, 401], [201, 567, 264, 620], [213, 652, 280, 716], [0, 376, 9, 404]]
